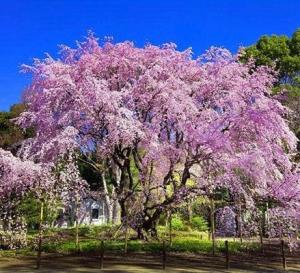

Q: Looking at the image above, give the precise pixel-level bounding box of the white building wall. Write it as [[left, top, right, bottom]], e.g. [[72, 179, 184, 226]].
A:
[[79, 198, 106, 225], [55, 197, 108, 228]]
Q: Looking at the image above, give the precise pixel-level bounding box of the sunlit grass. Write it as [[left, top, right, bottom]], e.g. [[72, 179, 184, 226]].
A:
[[0, 225, 260, 257]]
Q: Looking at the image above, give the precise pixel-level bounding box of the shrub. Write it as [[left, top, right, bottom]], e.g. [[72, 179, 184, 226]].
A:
[[191, 216, 208, 232], [89, 224, 118, 238], [78, 226, 91, 237], [170, 215, 185, 231]]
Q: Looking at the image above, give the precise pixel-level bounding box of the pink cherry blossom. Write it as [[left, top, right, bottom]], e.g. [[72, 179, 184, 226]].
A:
[[15, 34, 299, 236]]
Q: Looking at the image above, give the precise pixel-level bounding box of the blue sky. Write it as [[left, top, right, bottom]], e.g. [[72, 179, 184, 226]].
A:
[[0, 0, 299, 111]]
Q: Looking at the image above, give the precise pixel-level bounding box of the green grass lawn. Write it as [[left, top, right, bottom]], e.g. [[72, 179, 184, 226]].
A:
[[0, 225, 260, 257], [40, 237, 259, 255]]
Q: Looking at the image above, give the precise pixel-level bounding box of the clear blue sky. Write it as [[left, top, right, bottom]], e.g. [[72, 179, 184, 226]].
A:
[[0, 0, 299, 111]]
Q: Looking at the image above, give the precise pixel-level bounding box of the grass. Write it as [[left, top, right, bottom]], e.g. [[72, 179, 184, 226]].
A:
[[0, 249, 36, 258], [40, 229, 259, 255], [0, 225, 260, 258], [40, 238, 259, 255]]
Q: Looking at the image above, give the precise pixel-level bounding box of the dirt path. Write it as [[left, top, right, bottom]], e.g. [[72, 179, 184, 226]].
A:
[[0, 252, 299, 273]]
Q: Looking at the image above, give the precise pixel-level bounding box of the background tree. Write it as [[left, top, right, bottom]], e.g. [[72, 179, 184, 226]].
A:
[[240, 30, 300, 244], [0, 103, 33, 152], [240, 29, 300, 84], [240, 28, 300, 135]]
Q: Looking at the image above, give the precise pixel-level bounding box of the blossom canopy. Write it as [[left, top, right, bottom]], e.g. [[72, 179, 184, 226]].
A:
[[17, 34, 300, 215]]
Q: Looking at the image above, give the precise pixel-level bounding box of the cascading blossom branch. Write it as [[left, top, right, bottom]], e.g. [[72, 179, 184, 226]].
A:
[[0, 148, 87, 206], [0, 148, 55, 248], [0, 148, 53, 200], [215, 206, 237, 237], [0, 148, 87, 248], [267, 207, 299, 250], [16, 33, 300, 236], [56, 153, 88, 205]]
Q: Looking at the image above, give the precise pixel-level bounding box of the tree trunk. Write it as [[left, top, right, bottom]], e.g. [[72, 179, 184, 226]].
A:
[[139, 209, 162, 240], [112, 198, 121, 224], [265, 202, 269, 238], [120, 205, 162, 241], [102, 173, 113, 224], [136, 227, 146, 240]]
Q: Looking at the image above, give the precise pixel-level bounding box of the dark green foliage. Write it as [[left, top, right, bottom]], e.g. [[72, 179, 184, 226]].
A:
[[17, 194, 61, 230], [78, 158, 102, 191], [0, 103, 34, 151], [290, 29, 300, 56], [240, 29, 300, 82]]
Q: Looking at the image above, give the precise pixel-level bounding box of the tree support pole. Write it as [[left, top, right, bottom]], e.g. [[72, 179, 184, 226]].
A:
[[100, 240, 104, 270], [36, 201, 44, 269], [162, 240, 166, 270], [281, 240, 287, 270], [225, 240, 230, 270], [169, 211, 172, 246], [124, 217, 128, 255], [237, 200, 243, 243], [210, 199, 216, 255], [75, 200, 80, 255]]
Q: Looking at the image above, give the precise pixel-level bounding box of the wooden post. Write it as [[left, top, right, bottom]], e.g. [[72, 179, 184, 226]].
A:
[[281, 240, 287, 270], [162, 240, 166, 270], [259, 233, 263, 253], [259, 222, 264, 254], [187, 200, 192, 224], [75, 221, 80, 255], [36, 201, 44, 269], [237, 201, 243, 243], [210, 199, 216, 255], [258, 211, 264, 253], [75, 199, 80, 255], [124, 218, 128, 255], [100, 240, 104, 270], [225, 240, 230, 270], [169, 212, 172, 246]]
